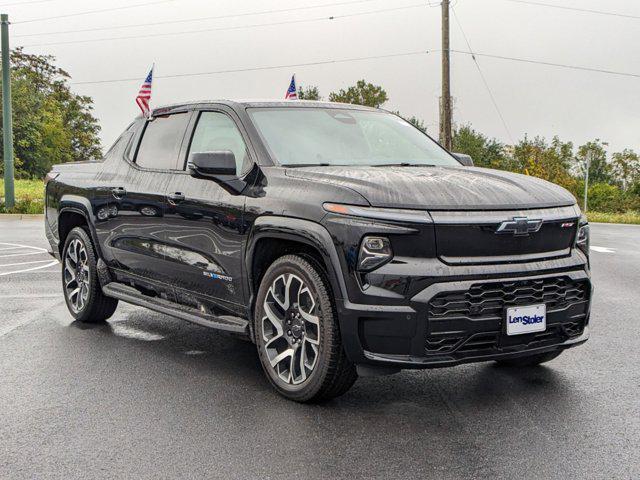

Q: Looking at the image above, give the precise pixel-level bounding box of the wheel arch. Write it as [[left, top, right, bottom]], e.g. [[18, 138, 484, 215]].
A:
[[58, 195, 102, 258], [245, 216, 348, 323]]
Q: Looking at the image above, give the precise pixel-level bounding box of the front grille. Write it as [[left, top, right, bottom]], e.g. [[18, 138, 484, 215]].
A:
[[433, 219, 577, 260], [425, 321, 586, 355], [428, 276, 589, 321]]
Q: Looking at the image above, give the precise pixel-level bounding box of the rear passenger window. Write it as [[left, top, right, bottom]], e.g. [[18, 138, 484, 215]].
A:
[[188, 112, 250, 173], [135, 113, 190, 170]]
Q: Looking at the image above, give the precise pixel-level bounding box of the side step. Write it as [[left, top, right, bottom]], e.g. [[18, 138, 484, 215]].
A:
[[102, 282, 249, 335]]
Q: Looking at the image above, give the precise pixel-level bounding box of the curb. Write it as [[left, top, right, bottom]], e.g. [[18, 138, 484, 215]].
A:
[[590, 221, 640, 226], [0, 214, 44, 220]]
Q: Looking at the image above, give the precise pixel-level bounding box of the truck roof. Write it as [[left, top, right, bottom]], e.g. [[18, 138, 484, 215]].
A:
[[148, 99, 381, 117]]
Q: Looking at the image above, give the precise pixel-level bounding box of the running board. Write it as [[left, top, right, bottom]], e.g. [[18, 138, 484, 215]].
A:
[[102, 282, 249, 335]]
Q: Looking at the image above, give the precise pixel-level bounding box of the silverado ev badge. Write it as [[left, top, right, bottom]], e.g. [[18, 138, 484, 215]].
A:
[[496, 217, 543, 236]]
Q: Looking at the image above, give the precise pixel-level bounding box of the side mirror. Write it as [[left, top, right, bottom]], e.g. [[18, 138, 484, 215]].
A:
[[187, 150, 248, 195], [188, 151, 237, 177], [452, 152, 474, 167]]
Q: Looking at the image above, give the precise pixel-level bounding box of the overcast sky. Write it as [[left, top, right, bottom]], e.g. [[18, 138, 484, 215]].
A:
[[5, 0, 640, 154]]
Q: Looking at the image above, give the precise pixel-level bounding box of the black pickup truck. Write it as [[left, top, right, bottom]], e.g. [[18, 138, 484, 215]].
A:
[[45, 100, 592, 402]]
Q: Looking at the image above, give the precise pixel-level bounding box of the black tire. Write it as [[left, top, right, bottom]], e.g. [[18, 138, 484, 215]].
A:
[[254, 254, 357, 402], [61, 227, 118, 323], [495, 350, 562, 367]]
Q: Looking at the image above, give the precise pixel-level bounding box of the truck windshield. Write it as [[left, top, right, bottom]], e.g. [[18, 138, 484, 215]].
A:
[[247, 107, 460, 167]]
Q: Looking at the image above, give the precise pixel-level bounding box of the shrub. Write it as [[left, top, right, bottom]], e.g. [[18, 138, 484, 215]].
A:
[[587, 183, 627, 212]]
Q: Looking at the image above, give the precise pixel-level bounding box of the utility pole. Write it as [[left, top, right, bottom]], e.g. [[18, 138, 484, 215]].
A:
[[1, 13, 14, 209], [439, 0, 453, 151], [583, 151, 592, 212]]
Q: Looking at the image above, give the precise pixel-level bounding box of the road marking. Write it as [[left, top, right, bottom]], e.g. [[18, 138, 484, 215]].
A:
[[0, 245, 31, 252], [0, 260, 59, 276], [0, 259, 55, 268], [590, 246, 616, 253], [0, 294, 60, 299], [0, 242, 49, 259], [0, 251, 48, 258], [0, 242, 57, 275], [0, 242, 47, 252]]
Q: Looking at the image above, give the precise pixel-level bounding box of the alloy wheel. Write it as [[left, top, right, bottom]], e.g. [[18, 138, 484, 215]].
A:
[[63, 238, 90, 313], [261, 273, 320, 385]]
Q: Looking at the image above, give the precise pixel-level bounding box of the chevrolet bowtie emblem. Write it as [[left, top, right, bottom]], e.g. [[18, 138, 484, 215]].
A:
[[496, 217, 543, 236]]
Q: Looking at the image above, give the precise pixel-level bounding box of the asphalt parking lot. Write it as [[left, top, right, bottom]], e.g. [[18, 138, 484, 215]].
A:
[[0, 217, 638, 480]]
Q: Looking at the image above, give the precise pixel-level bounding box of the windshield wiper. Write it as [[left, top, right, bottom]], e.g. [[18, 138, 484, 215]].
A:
[[284, 163, 334, 168], [373, 163, 436, 167]]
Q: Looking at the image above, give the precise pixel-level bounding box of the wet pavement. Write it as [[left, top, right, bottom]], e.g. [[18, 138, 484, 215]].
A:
[[1, 218, 638, 479]]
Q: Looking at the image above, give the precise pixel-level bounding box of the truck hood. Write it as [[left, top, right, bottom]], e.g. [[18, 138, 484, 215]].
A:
[[285, 165, 576, 210]]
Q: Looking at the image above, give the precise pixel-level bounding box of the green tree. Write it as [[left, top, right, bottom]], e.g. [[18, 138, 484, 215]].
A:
[[297, 85, 321, 100], [576, 139, 611, 184], [611, 149, 640, 190], [405, 116, 427, 133], [452, 124, 513, 170], [329, 79, 388, 108], [391, 111, 427, 133], [512, 135, 578, 196], [0, 48, 101, 179]]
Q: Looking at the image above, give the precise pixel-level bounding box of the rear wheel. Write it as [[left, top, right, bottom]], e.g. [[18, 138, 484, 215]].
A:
[[62, 227, 118, 323], [495, 350, 562, 367], [254, 254, 357, 402]]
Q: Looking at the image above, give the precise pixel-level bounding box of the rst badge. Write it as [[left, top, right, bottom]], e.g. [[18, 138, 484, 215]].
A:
[[496, 217, 543, 236]]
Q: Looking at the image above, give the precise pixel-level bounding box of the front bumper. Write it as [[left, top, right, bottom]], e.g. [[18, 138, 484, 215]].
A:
[[337, 268, 592, 369]]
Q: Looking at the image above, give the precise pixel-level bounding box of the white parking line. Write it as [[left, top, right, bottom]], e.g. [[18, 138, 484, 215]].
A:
[[0, 246, 30, 252], [0, 260, 59, 276], [0, 242, 49, 259], [0, 259, 54, 268], [0, 242, 57, 276], [590, 246, 616, 253], [0, 242, 47, 252]]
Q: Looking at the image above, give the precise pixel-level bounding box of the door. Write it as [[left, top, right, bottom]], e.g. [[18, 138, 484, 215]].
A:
[[162, 110, 252, 315], [101, 111, 192, 286]]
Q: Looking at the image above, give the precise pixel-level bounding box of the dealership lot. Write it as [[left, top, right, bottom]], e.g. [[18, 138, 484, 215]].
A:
[[0, 217, 638, 480]]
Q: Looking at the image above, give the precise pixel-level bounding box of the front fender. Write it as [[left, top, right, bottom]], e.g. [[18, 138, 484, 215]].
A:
[[245, 215, 350, 307]]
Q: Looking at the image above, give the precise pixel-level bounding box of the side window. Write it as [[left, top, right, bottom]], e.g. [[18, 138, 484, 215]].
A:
[[188, 112, 250, 173], [135, 112, 190, 170]]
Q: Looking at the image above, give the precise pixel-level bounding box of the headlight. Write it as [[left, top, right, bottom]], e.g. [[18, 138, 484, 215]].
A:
[[576, 216, 590, 255], [358, 236, 393, 271], [323, 203, 431, 223]]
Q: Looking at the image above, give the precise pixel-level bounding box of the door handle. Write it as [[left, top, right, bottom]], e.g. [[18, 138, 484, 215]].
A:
[[111, 187, 126, 199], [167, 192, 185, 205]]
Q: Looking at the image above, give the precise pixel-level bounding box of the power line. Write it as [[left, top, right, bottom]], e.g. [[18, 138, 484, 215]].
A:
[[71, 50, 433, 86], [69, 48, 640, 87], [18, 3, 427, 48], [501, 0, 640, 21], [451, 50, 640, 79], [14, 0, 381, 37], [451, 7, 514, 143], [13, 0, 175, 25]]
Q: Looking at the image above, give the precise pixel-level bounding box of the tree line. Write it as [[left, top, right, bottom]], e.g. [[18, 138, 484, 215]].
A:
[[0, 49, 637, 213]]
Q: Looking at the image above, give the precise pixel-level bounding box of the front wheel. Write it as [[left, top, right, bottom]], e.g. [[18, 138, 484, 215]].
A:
[[254, 255, 357, 402], [62, 227, 118, 323], [495, 350, 562, 367]]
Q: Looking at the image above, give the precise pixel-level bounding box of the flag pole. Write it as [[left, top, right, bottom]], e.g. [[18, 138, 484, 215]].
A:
[[148, 63, 155, 119]]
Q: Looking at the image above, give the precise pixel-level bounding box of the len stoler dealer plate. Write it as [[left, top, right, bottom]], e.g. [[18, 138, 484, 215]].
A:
[[506, 304, 546, 336]]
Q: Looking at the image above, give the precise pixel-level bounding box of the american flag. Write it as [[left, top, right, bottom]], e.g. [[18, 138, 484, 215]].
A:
[[284, 74, 297, 100], [136, 67, 153, 117]]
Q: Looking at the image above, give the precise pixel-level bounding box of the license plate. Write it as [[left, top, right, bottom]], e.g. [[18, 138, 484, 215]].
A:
[[506, 304, 546, 336]]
